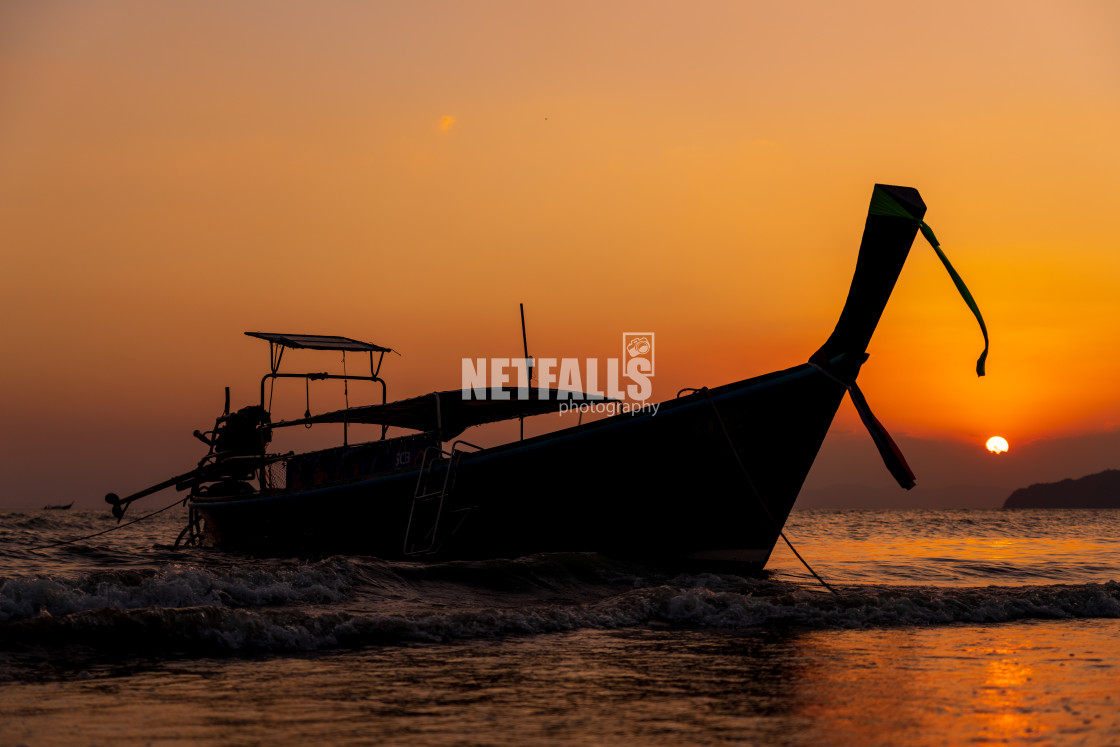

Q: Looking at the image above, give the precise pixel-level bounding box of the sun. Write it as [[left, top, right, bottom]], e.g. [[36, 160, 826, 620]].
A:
[[986, 436, 1009, 454]]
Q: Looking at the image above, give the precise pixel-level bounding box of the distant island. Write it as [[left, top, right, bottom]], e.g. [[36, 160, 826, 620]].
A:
[[1003, 469, 1120, 508]]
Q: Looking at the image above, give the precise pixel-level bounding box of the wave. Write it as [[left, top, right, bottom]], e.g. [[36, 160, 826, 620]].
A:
[[0, 558, 361, 621], [0, 552, 648, 625], [2, 556, 1118, 658]]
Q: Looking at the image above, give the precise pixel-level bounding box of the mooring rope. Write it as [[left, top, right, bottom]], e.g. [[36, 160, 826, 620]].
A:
[[701, 387, 838, 595], [26, 496, 187, 552]]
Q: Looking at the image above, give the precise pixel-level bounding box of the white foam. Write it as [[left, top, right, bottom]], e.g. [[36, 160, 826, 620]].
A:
[[4, 557, 1119, 655], [10, 579, 1118, 655], [0, 560, 359, 621]]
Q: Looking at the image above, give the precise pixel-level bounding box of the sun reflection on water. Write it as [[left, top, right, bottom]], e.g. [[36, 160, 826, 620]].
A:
[[975, 654, 1040, 742], [786, 622, 1117, 745]]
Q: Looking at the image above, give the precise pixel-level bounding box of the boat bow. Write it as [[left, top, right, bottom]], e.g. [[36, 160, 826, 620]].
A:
[[810, 184, 988, 489]]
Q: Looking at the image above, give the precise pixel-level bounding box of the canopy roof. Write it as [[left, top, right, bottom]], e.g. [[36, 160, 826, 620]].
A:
[[245, 332, 393, 353], [276, 388, 616, 439]]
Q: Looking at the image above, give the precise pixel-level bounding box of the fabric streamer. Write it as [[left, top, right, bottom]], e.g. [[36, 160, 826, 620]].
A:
[[809, 356, 917, 490], [869, 186, 989, 376]]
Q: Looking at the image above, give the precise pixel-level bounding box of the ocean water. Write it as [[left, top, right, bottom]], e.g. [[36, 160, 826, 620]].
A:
[[2, 507, 1119, 745]]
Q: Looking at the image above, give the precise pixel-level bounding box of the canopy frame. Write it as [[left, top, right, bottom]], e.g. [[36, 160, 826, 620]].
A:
[[246, 332, 395, 444]]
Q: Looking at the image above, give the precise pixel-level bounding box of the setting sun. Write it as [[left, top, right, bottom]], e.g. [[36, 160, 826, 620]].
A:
[[986, 436, 1009, 454]]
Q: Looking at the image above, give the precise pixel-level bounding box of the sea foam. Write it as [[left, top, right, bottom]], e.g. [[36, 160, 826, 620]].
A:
[[3, 564, 1118, 656], [0, 559, 359, 622]]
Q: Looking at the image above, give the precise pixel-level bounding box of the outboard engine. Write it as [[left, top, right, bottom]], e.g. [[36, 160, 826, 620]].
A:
[[212, 405, 272, 457], [192, 404, 273, 496]]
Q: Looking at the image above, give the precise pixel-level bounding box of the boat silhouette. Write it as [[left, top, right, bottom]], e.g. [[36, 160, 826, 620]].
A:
[[106, 184, 986, 569]]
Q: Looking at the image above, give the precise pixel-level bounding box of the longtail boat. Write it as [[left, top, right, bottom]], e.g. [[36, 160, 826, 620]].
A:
[[106, 184, 987, 569]]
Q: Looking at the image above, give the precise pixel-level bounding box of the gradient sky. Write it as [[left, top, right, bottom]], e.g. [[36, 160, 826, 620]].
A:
[[2, 1, 1119, 507]]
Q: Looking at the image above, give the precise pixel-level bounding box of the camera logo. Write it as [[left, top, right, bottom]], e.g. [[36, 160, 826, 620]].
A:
[[623, 333, 654, 374], [626, 336, 650, 358]]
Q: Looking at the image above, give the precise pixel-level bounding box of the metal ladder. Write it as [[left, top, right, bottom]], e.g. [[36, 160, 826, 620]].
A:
[[403, 440, 481, 556]]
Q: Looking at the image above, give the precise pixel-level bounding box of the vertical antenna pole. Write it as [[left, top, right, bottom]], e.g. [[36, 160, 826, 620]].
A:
[[520, 303, 531, 441], [342, 351, 349, 446], [520, 303, 531, 378]]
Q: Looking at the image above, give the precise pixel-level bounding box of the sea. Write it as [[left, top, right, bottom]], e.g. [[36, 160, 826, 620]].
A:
[[2, 507, 1118, 746]]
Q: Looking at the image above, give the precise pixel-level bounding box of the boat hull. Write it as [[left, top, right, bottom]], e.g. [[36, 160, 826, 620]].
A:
[[190, 361, 848, 569]]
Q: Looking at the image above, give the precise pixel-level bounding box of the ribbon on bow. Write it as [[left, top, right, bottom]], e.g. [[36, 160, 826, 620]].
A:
[[869, 186, 990, 377]]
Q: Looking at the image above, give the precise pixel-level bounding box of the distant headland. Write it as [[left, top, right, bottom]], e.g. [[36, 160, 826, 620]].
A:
[[1003, 469, 1120, 508]]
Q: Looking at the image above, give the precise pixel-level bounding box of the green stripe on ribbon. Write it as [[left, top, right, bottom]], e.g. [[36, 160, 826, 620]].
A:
[[869, 186, 989, 377]]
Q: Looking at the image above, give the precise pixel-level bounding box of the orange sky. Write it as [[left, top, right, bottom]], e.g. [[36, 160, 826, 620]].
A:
[[2, 1, 1119, 507]]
